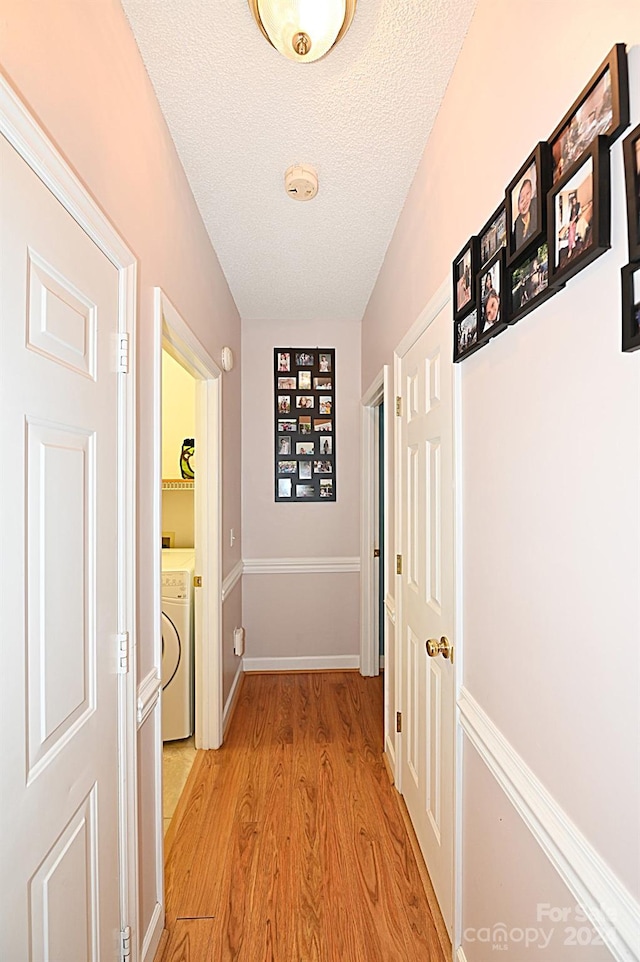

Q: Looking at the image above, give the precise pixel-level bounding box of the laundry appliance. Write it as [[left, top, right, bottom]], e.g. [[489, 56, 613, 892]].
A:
[[161, 548, 195, 741]]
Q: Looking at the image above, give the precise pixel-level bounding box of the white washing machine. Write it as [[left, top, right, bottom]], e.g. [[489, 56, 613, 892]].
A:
[[161, 549, 195, 741]]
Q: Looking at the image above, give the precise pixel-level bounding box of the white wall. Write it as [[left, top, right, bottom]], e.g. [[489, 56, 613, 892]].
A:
[[361, 2, 640, 958], [242, 318, 361, 663], [162, 350, 195, 479]]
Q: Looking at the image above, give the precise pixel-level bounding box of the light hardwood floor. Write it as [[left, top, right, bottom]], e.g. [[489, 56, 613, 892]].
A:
[[157, 671, 448, 962]]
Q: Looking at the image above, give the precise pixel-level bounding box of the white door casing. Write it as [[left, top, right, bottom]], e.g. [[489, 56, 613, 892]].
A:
[[1, 134, 126, 959], [396, 296, 456, 936]]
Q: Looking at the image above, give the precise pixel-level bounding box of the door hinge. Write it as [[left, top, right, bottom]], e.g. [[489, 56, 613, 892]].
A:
[[396, 395, 402, 417], [193, 575, 202, 588], [117, 333, 130, 374], [396, 554, 402, 575], [120, 925, 132, 962], [396, 711, 402, 733], [117, 631, 130, 674]]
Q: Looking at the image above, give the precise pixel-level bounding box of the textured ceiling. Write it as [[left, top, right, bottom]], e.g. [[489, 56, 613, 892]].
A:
[[121, 0, 477, 322]]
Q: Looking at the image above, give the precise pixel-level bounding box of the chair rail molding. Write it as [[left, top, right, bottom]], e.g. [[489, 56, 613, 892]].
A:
[[222, 560, 243, 602], [137, 669, 161, 728], [458, 687, 640, 962], [243, 556, 360, 575]]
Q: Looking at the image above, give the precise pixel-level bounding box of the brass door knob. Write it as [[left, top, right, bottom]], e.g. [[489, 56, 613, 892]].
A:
[[426, 636, 454, 664]]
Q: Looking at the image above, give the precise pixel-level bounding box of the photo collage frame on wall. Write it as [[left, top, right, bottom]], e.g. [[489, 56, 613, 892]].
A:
[[274, 348, 336, 502], [452, 43, 630, 362]]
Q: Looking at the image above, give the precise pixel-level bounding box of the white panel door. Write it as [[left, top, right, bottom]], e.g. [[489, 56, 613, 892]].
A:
[[399, 302, 455, 934], [0, 136, 122, 959]]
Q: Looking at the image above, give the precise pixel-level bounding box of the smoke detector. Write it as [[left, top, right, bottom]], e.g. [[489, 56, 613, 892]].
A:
[[285, 164, 318, 201]]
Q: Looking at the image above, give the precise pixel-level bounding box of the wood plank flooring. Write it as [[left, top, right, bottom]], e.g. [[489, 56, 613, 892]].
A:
[[157, 671, 447, 962]]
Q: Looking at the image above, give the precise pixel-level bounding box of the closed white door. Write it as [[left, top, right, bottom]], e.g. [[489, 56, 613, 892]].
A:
[[1, 136, 122, 959], [398, 301, 456, 934]]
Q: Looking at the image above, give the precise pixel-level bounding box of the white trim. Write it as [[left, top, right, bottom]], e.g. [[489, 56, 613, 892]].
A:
[[458, 688, 640, 962], [243, 556, 360, 574], [243, 655, 360, 672], [136, 670, 161, 728], [223, 662, 244, 734], [360, 368, 385, 677], [222, 560, 243, 603], [395, 277, 451, 358], [456, 948, 468, 962], [156, 290, 223, 753], [384, 733, 396, 776], [140, 901, 163, 962], [384, 593, 396, 625], [0, 75, 141, 960]]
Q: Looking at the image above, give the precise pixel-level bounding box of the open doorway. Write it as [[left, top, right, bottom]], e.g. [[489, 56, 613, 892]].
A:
[[360, 366, 392, 735], [153, 290, 223, 847]]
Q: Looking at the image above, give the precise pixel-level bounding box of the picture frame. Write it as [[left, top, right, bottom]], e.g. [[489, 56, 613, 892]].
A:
[[453, 307, 485, 363], [549, 43, 629, 186], [477, 247, 507, 344], [452, 236, 478, 321], [505, 142, 552, 265], [274, 348, 336, 502], [478, 203, 507, 269], [548, 136, 610, 287], [622, 123, 640, 262], [621, 262, 640, 353], [506, 241, 561, 325]]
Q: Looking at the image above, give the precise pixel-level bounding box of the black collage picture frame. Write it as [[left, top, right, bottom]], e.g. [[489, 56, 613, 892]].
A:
[[274, 349, 336, 502], [452, 43, 630, 362]]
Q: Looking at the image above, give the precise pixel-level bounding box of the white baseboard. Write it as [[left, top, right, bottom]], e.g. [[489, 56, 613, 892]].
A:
[[456, 947, 468, 962], [243, 654, 360, 672], [140, 900, 163, 962], [223, 661, 244, 734], [458, 687, 640, 962], [384, 733, 396, 775]]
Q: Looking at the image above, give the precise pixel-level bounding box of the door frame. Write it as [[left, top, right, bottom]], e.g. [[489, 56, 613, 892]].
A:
[[393, 277, 463, 957], [153, 289, 223, 751], [0, 75, 139, 953]]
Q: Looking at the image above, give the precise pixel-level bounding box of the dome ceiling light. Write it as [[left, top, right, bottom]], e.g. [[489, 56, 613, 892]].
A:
[[248, 0, 357, 63]]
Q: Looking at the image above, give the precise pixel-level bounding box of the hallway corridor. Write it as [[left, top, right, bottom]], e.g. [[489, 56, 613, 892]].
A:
[[157, 671, 448, 961]]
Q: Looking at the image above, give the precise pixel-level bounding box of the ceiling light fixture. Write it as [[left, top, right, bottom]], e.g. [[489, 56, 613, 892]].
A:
[[248, 0, 356, 63]]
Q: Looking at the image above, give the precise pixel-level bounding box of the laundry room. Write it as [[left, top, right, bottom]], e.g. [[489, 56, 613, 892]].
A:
[[161, 349, 197, 834]]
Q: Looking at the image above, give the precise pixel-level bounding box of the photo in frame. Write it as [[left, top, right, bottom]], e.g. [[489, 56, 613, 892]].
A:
[[452, 236, 478, 321], [622, 123, 640, 262], [477, 248, 507, 343], [548, 137, 611, 287], [479, 204, 507, 268], [453, 308, 485, 363], [621, 262, 640, 353], [274, 348, 336, 502], [505, 142, 552, 264], [549, 43, 629, 185], [507, 241, 561, 325]]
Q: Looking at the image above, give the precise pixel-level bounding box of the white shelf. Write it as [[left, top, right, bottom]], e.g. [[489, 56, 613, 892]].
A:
[[162, 479, 194, 490]]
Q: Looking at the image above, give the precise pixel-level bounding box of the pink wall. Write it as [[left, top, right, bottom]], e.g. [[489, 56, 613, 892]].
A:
[[1, 1, 242, 952], [242, 317, 361, 660], [361, 0, 640, 951]]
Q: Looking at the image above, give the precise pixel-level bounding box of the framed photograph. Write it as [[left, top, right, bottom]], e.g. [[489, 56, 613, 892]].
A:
[[452, 236, 478, 321], [549, 44, 629, 185], [507, 241, 561, 325], [548, 137, 610, 287], [505, 142, 551, 264], [453, 308, 485, 363], [621, 263, 640, 352], [479, 204, 507, 268], [623, 123, 640, 262], [477, 248, 507, 343], [274, 348, 336, 502]]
